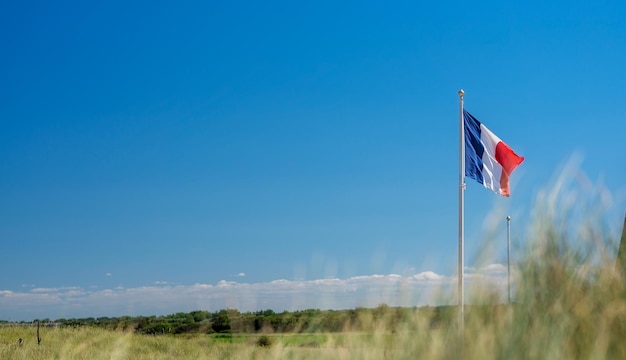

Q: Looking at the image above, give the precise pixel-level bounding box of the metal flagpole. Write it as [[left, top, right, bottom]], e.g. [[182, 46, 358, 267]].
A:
[[506, 216, 511, 304], [458, 89, 465, 333]]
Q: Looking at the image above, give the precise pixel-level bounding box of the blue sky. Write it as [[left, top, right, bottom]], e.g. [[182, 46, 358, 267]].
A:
[[1, 0, 625, 321]]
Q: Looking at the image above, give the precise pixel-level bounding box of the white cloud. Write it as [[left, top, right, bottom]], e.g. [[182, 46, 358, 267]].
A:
[[31, 286, 81, 293], [480, 263, 507, 274], [237, 272, 246, 277], [412, 271, 444, 281], [31, 288, 59, 293], [0, 264, 510, 321], [105, 273, 112, 277]]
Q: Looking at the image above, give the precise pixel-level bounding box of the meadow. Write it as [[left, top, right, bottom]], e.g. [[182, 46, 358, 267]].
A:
[[1, 173, 625, 359]]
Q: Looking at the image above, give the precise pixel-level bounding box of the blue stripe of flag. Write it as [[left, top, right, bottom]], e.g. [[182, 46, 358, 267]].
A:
[[463, 110, 484, 185]]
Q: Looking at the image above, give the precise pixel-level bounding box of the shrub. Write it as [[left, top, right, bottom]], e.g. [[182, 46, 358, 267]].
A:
[[256, 335, 273, 348]]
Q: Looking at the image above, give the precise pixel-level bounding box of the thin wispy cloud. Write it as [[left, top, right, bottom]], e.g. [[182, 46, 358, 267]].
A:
[[0, 265, 509, 321]]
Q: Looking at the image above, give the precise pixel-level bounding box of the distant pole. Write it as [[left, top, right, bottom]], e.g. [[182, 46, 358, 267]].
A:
[[617, 214, 626, 279], [458, 89, 465, 333], [506, 216, 511, 304]]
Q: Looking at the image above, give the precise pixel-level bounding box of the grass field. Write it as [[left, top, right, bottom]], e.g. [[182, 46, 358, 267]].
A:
[[2, 289, 625, 360], [1, 326, 445, 360], [1, 171, 624, 359], [0, 327, 386, 359]]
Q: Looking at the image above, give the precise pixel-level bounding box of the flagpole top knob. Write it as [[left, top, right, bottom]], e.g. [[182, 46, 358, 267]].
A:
[[458, 89, 464, 97], [507, 216, 511, 221]]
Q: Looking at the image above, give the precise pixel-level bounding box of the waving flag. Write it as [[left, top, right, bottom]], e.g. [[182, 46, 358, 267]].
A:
[[464, 109, 524, 197]]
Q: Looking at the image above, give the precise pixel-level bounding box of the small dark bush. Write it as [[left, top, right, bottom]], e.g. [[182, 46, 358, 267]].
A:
[[256, 335, 272, 348]]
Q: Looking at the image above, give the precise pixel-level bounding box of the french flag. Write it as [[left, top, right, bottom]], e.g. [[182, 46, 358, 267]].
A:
[[464, 110, 524, 197]]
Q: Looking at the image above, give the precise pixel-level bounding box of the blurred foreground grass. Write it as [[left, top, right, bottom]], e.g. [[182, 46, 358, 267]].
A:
[[1, 171, 625, 359]]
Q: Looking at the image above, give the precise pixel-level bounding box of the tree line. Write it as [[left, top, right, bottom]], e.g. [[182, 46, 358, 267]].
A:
[[22, 305, 459, 335]]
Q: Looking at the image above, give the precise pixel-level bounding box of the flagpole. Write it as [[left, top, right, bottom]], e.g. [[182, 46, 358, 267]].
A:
[[506, 216, 511, 304], [458, 89, 465, 333]]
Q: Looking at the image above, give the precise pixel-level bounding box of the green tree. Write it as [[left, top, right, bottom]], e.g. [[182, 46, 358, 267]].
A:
[[211, 310, 231, 333]]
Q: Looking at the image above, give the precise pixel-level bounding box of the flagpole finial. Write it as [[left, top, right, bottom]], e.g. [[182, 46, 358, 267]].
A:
[[507, 216, 511, 221], [458, 89, 464, 98]]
